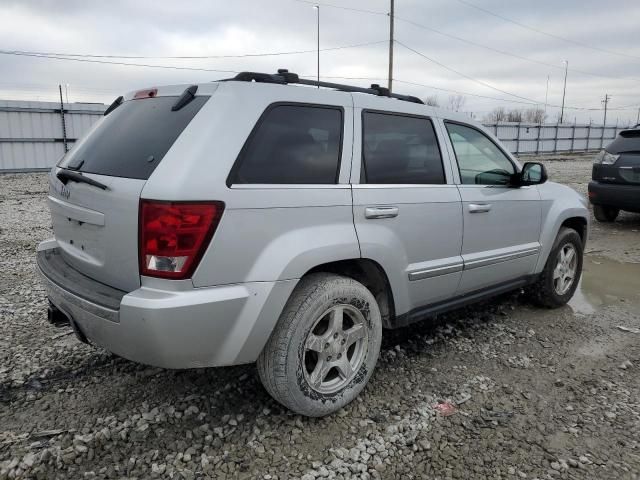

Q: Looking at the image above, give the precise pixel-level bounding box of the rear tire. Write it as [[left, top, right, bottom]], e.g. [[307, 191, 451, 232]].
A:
[[528, 227, 583, 308], [593, 204, 619, 222], [257, 273, 382, 417]]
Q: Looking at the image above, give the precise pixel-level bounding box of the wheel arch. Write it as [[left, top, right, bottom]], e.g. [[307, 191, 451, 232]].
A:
[[535, 208, 589, 274], [561, 216, 588, 244], [305, 258, 397, 328]]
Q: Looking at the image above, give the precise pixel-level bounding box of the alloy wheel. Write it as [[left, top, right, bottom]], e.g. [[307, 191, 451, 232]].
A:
[[553, 243, 578, 295], [303, 304, 368, 394]]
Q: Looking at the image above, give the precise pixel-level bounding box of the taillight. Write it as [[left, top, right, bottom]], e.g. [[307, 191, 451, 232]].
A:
[[139, 200, 224, 279]]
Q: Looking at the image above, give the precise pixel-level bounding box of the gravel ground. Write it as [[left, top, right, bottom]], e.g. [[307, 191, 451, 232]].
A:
[[1, 154, 639, 480]]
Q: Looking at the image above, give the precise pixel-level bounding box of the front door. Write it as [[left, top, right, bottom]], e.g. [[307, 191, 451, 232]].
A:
[[443, 121, 542, 294], [351, 106, 463, 319]]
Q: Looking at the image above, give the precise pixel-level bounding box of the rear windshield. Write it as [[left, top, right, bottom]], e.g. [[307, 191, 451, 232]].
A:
[[58, 95, 208, 179], [607, 129, 640, 154]]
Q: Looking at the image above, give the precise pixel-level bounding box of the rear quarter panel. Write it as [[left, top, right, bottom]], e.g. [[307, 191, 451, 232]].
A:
[[140, 82, 360, 287], [192, 188, 360, 286]]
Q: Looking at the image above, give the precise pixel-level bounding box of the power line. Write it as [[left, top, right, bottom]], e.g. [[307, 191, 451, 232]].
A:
[[393, 16, 640, 85], [0, 39, 384, 73], [306, 75, 565, 107], [396, 40, 542, 103], [292, 0, 387, 16], [0, 50, 240, 73], [293, 0, 640, 85], [393, 79, 538, 106], [396, 41, 630, 111], [1, 45, 635, 113], [454, 0, 640, 61], [3, 40, 386, 60]]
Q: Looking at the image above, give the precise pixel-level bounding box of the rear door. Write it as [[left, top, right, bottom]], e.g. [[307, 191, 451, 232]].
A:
[[442, 121, 542, 294], [351, 102, 463, 317], [49, 91, 210, 291]]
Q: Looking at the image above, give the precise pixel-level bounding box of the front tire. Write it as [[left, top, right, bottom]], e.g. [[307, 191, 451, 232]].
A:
[[593, 204, 619, 222], [257, 273, 382, 417], [528, 227, 583, 308]]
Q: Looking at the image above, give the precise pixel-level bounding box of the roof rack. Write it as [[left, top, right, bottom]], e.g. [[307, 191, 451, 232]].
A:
[[221, 69, 424, 105]]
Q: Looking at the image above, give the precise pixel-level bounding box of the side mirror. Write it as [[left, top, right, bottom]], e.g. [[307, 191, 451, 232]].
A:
[[516, 162, 547, 186]]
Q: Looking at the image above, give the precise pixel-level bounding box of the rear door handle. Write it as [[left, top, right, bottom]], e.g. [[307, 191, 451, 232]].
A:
[[468, 203, 492, 213], [365, 206, 399, 219]]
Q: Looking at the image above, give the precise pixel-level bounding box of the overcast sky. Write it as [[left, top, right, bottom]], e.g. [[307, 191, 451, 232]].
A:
[[1, 0, 639, 124]]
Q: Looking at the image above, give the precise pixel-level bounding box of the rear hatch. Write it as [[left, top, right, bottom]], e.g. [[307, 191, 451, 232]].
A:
[[49, 90, 209, 291], [594, 129, 640, 185]]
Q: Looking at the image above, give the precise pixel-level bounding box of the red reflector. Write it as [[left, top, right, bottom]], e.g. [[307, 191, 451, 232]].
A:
[[588, 191, 596, 197], [133, 88, 158, 99], [139, 200, 224, 279]]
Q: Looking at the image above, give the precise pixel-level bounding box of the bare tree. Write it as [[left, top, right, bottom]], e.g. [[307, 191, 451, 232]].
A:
[[506, 109, 524, 122], [447, 94, 466, 112], [523, 108, 547, 123], [424, 95, 439, 107], [484, 107, 507, 122]]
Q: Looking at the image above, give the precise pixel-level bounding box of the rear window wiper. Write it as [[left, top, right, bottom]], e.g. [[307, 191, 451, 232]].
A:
[[56, 169, 108, 190]]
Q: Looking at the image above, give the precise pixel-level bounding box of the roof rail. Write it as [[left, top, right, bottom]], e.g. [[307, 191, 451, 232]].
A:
[[221, 69, 424, 104]]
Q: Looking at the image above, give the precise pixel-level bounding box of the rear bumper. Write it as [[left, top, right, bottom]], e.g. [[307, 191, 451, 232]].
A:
[[37, 243, 297, 369], [588, 181, 640, 213]]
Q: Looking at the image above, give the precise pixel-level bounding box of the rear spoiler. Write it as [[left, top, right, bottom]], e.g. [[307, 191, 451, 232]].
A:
[[103, 85, 199, 117]]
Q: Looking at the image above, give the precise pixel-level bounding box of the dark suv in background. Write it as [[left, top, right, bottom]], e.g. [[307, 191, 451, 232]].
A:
[[589, 125, 640, 222]]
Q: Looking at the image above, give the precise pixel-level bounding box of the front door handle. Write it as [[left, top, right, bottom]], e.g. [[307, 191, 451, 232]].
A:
[[365, 206, 399, 219], [468, 203, 492, 213]]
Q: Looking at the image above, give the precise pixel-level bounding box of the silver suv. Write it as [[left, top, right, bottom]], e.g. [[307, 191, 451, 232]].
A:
[[37, 70, 589, 417]]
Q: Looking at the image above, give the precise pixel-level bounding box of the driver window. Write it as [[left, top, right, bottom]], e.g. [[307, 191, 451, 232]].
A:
[[445, 122, 515, 185]]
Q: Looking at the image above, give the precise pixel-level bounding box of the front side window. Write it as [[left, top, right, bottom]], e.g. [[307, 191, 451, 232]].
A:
[[230, 104, 343, 184], [362, 112, 445, 184], [445, 122, 515, 185]]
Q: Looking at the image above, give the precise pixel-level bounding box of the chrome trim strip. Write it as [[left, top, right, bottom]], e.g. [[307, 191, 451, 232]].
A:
[[229, 184, 351, 190], [408, 263, 463, 281], [353, 184, 458, 189], [464, 247, 539, 270], [48, 196, 105, 226]]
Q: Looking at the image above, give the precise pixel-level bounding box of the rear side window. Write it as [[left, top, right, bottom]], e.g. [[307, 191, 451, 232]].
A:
[[58, 96, 208, 180], [229, 104, 343, 184], [362, 112, 445, 184]]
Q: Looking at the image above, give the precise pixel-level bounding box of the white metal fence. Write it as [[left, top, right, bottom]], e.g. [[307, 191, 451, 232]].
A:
[[484, 122, 627, 155], [0, 100, 105, 172], [0, 99, 630, 172]]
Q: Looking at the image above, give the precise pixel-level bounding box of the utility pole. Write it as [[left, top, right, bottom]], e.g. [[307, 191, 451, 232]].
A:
[[388, 0, 394, 93], [544, 75, 549, 118], [636, 107, 639, 126], [560, 60, 568, 124], [602, 93, 611, 127], [313, 5, 320, 87], [58, 84, 68, 153]]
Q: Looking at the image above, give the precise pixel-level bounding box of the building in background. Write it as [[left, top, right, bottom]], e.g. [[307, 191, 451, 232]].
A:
[[0, 100, 105, 172]]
